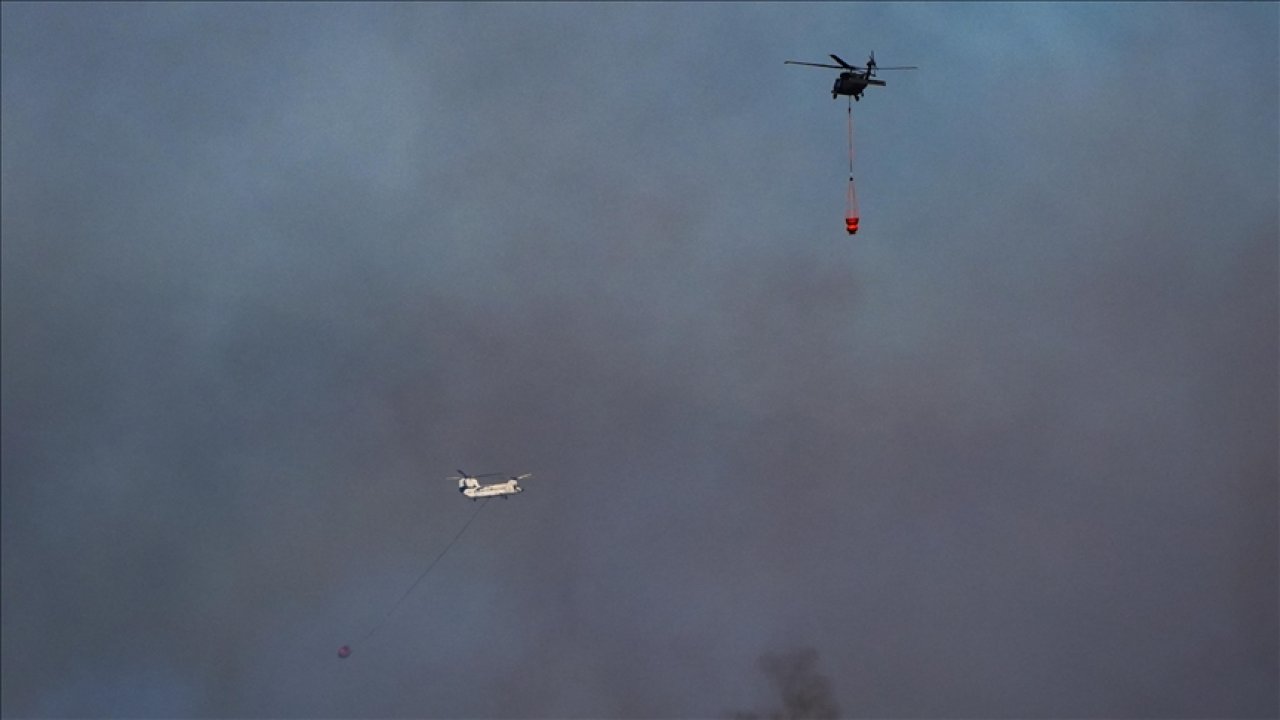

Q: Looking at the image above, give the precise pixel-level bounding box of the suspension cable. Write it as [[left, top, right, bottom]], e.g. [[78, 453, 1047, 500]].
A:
[[354, 498, 490, 649], [845, 97, 859, 234]]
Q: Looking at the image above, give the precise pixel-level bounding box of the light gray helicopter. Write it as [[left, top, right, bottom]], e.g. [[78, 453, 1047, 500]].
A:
[[450, 470, 533, 501]]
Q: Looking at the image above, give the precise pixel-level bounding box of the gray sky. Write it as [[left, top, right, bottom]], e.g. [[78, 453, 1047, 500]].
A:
[[2, 2, 1276, 718]]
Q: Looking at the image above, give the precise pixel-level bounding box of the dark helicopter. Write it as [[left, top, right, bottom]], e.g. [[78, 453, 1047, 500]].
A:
[[784, 52, 916, 101]]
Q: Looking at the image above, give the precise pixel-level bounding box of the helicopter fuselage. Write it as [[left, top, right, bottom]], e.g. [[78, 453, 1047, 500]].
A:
[[456, 473, 532, 500], [461, 480, 523, 499], [833, 72, 886, 100]]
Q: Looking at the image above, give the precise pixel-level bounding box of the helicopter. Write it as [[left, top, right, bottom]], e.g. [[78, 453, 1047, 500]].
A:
[[450, 470, 534, 501], [784, 51, 916, 101]]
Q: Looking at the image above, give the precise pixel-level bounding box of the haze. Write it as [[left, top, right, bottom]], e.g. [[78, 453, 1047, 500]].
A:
[[2, 3, 1276, 718]]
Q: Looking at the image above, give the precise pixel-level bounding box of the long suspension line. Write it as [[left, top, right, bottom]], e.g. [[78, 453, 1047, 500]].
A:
[[845, 97, 859, 235], [339, 499, 490, 659]]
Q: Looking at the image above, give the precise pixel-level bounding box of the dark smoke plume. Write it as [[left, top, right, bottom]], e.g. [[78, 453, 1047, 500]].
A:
[[731, 647, 842, 720]]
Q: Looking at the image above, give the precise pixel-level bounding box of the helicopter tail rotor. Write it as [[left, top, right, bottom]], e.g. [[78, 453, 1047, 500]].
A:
[[863, 50, 919, 72]]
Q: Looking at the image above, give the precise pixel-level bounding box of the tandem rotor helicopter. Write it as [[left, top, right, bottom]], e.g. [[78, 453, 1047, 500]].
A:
[[784, 51, 917, 101], [450, 470, 534, 500]]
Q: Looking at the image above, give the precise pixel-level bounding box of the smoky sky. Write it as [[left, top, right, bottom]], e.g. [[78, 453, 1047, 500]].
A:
[[2, 2, 1277, 718]]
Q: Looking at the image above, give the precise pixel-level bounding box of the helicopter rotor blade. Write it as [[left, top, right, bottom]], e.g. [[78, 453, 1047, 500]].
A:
[[829, 53, 856, 69], [784, 60, 844, 69], [873, 66, 918, 70]]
